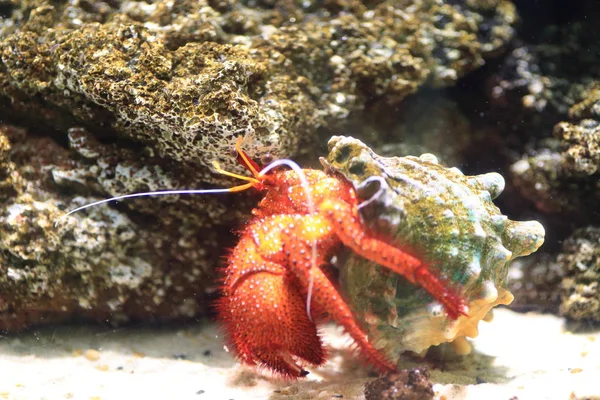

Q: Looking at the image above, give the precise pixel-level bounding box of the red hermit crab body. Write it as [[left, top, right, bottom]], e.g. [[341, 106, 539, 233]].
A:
[[216, 142, 468, 378], [58, 138, 468, 379]]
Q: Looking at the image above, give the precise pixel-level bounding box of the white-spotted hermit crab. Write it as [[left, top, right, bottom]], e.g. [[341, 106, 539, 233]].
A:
[[58, 135, 544, 378]]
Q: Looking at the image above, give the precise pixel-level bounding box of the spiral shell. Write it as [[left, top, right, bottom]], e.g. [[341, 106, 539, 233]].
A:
[[324, 136, 545, 357]]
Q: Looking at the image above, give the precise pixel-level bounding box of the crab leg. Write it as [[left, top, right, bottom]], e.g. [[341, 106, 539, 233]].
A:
[[280, 216, 398, 374], [318, 199, 469, 320], [240, 213, 396, 374], [217, 235, 325, 378]]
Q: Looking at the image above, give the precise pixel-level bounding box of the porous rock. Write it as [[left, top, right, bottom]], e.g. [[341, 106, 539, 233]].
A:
[[558, 226, 600, 322], [364, 369, 434, 400], [0, 124, 247, 330], [0, 0, 518, 329]]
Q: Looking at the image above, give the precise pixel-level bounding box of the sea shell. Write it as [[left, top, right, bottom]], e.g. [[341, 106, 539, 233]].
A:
[[323, 136, 545, 358]]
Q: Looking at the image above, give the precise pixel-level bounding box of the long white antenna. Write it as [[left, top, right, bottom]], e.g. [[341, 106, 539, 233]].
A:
[[54, 188, 235, 227]]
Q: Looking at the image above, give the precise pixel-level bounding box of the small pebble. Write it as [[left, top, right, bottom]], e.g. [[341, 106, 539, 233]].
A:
[[273, 386, 299, 395], [84, 349, 101, 362]]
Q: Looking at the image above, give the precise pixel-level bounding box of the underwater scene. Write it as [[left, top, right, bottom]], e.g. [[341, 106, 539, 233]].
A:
[[0, 0, 598, 399]]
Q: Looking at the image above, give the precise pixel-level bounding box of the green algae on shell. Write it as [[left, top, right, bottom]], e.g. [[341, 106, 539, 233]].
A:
[[323, 136, 545, 358]]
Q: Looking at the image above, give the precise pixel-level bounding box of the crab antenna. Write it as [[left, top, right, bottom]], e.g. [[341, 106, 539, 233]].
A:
[[56, 139, 274, 228], [258, 158, 318, 321], [54, 188, 239, 227]]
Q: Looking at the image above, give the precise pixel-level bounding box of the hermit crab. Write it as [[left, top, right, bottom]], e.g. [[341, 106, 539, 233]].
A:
[[59, 135, 544, 378]]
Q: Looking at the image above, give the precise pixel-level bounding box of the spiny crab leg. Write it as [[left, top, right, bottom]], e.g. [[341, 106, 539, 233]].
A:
[[284, 235, 397, 373], [319, 199, 469, 320], [256, 158, 320, 322], [251, 213, 398, 374]]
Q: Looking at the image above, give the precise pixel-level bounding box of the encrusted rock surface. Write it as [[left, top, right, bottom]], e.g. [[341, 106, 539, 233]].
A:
[[489, 17, 600, 143], [0, 0, 518, 330], [364, 369, 434, 400], [509, 84, 600, 219], [484, 6, 600, 324], [558, 226, 600, 322], [505, 95, 600, 319], [507, 254, 563, 314], [0, 0, 516, 178], [486, 8, 600, 226], [0, 123, 249, 330]]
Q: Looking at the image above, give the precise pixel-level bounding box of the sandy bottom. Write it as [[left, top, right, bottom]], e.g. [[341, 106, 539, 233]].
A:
[[0, 308, 598, 400]]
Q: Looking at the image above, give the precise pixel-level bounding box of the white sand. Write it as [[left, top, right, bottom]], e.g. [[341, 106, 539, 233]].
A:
[[0, 309, 598, 400]]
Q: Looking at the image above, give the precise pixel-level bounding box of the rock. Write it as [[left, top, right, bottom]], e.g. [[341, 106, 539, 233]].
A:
[[559, 226, 600, 322], [364, 369, 434, 400]]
